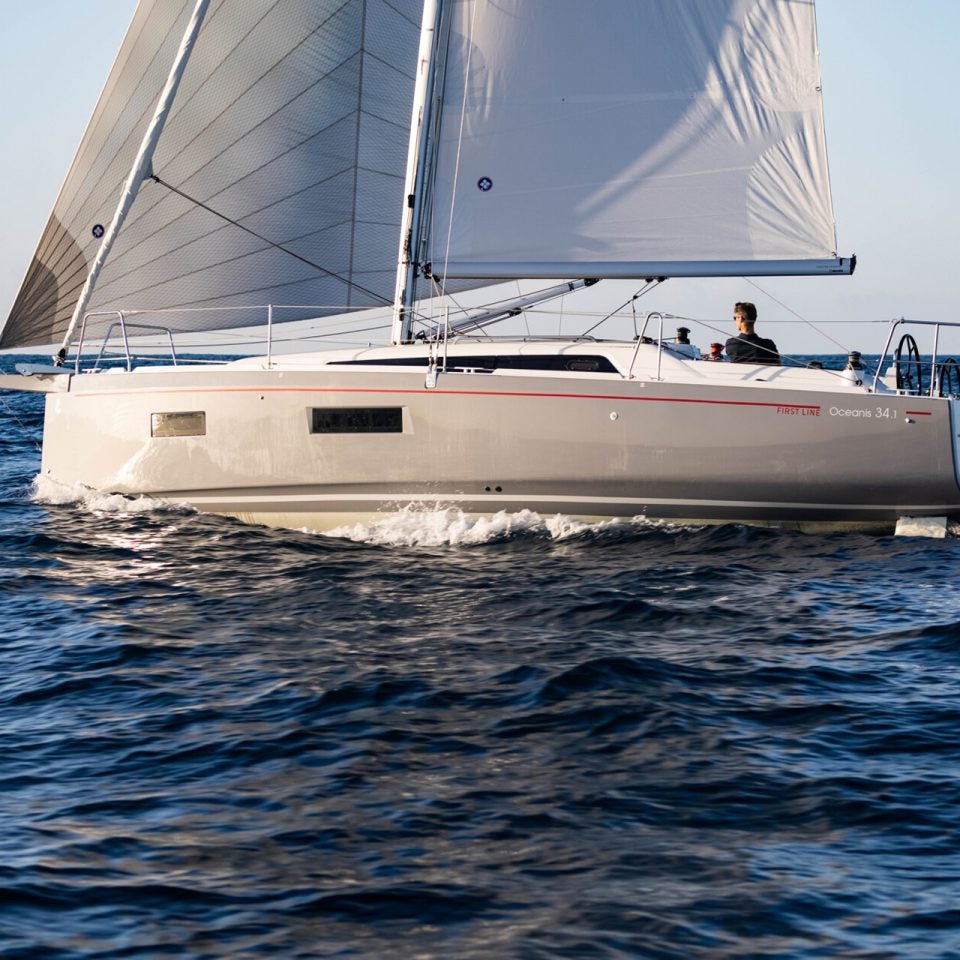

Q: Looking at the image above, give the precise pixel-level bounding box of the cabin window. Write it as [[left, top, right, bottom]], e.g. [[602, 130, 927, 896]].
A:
[[311, 407, 403, 434], [327, 354, 617, 373], [151, 411, 206, 437]]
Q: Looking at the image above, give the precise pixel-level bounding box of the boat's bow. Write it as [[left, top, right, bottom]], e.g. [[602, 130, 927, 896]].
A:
[[0, 365, 71, 394]]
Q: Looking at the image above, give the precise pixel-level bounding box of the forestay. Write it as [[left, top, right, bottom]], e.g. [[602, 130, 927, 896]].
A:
[[1, 0, 422, 350], [426, 0, 849, 281]]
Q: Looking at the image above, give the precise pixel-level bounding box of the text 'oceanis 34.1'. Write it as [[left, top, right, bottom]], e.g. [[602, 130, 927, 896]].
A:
[[1, 0, 958, 534]]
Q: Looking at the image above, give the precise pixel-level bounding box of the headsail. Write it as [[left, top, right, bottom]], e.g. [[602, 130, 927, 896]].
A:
[[1, 0, 422, 350], [425, 0, 851, 281]]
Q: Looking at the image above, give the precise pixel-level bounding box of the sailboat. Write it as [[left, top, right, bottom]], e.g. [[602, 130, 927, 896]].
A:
[[1, 0, 958, 534]]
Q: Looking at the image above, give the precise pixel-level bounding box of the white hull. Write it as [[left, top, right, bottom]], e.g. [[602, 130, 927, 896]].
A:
[[10, 339, 959, 534]]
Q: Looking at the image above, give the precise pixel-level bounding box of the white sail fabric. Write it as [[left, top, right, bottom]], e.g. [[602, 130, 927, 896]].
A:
[[2, 0, 421, 349], [426, 0, 846, 280]]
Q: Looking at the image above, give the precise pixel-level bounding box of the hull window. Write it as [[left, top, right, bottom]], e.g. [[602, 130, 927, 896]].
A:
[[151, 411, 206, 437], [311, 407, 403, 434]]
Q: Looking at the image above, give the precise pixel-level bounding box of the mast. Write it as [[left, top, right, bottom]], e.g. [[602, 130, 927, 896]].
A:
[[59, 0, 212, 354], [391, 0, 444, 345]]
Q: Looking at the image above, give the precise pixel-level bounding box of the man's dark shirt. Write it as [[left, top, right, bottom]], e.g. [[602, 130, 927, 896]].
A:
[[725, 332, 780, 365]]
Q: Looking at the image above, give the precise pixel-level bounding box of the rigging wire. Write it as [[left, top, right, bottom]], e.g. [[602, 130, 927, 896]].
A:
[[99, 176, 868, 366], [578, 279, 664, 338], [654, 308, 864, 383], [568, 273, 862, 381], [0, 392, 42, 453], [410, 276, 597, 341], [149, 175, 401, 313], [742, 276, 851, 353]]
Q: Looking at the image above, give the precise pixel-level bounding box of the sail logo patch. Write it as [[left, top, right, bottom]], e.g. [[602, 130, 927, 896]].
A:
[[477, 177, 493, 192], [92, 224, 105, 238]]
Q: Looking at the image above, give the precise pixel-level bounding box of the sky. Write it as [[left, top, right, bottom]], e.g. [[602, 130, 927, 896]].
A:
[[0, 1, 958, 357]]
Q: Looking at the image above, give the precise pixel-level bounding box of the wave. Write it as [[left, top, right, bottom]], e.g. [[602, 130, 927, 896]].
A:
[[322, 505, 707, 547], [30, 474, 194, 516], [27, 477, 705, 546]]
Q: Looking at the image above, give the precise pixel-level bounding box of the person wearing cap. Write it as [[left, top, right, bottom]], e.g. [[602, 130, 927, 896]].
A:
[[705, 342, 725, 361], [725, 302, 780, 364]]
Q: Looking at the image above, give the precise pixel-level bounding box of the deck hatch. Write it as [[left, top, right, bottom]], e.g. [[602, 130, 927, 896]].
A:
[[311, 407, 403, 434]]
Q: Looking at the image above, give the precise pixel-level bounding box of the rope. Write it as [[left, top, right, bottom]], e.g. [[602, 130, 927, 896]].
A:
[[742, 277, 851, 353], [0, 390, 42, 453], [578, 279, 664, 338], [656, 310, 859, 383]]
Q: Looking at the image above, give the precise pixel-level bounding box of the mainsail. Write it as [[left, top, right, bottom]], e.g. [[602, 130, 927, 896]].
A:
[[1, 0, 423, 349], [424, 0, 850, 281]]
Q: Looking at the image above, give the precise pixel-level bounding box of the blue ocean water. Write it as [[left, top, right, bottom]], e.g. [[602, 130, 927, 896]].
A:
[[3, 359, 960, 959]]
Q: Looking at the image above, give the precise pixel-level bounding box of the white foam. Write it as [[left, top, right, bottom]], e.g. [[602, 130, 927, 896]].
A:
[[324, 505, 628, 547], [30, 474, 194, 515]]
